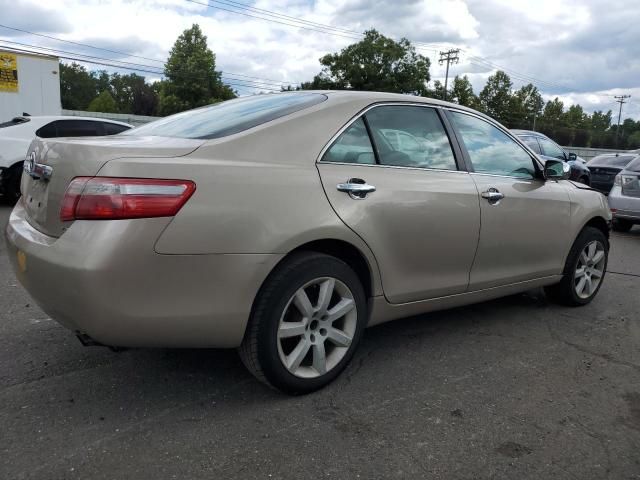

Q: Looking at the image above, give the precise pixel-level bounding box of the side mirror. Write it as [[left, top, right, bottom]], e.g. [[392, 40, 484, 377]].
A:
[[568, 152, 577, 161], [544, 159, 571, 180]]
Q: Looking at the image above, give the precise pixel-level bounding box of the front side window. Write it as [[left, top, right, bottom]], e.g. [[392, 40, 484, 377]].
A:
[[322, 118, 375, 165], [521, 136, 541, 154], [365, 106, 457, 170], [539, 138, 566, 160], [450, 111, 535, 179], [103, 122, 130, 135], [124, 93, 327, 139]]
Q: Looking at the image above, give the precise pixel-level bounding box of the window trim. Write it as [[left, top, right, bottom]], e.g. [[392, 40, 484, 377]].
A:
[[443, 108, 544, 180], [317, 102, 465, 173]]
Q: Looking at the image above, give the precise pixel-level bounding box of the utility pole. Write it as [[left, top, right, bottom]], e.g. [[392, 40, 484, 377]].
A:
[[438, 49, 459, 102], [614, 94, 631, 147]]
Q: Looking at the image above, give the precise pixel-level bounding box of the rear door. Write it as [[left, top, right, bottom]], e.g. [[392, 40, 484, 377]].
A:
[[447, 110, 571, 290], [318, 104, 480, 304]]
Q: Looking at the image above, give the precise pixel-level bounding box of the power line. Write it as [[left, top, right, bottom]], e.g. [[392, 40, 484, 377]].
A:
[[0, 23, 297, 87]]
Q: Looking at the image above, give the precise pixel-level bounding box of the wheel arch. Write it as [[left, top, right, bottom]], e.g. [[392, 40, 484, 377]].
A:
[[583, 215, 610, 241]]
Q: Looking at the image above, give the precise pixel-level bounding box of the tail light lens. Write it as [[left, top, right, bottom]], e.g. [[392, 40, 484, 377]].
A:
[[614, 175, 622, 186], [60, 177, 196, 221]]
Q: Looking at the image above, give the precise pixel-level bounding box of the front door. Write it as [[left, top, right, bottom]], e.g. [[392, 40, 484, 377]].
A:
[[447, 110, 571, 291], [318, 105, 480, 304]]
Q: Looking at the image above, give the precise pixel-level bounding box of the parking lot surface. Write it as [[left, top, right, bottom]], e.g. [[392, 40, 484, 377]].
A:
[[1, 204, 639, 480]]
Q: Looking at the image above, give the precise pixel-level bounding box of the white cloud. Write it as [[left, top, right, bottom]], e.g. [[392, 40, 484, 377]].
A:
[[0, 0, 638, 117]]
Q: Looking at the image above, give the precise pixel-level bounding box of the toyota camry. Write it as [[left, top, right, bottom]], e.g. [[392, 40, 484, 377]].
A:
[[5, 91, 611, 394]]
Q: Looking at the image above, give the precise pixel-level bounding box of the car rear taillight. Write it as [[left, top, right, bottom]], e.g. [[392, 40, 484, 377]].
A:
[[60, 177, 196, 221]]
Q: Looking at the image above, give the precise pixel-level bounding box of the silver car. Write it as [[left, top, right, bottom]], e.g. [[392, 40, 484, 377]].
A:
[[609, 155, 640, 231], [5, 91, 612, 394]]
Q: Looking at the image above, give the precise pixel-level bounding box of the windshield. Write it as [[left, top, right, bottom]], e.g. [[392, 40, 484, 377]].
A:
[[590, 155, 635, 167], [625, 156, 640, 172], [123, 93, 327, 139]]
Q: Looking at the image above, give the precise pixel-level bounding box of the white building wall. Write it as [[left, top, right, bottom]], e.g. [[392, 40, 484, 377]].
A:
[[0, 51, 61, 121]]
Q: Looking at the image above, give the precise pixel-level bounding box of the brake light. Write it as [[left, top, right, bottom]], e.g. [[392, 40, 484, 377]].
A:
[[60, 177, 196, 221], [614, 175, 622, 186]]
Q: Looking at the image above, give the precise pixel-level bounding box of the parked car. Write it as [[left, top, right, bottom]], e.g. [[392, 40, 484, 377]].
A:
[[587, 153, 638, 194], [5, 92, 611, 394], [0, 115, 132, 204], [608, 155, 640, 231], [511, 129, 591, 185]]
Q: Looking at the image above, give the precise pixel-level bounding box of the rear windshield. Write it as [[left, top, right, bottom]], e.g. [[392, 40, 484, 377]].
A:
[[591, 155, 635, 167], [123, 93, 327, 139], [625, 157, 640, 172], [0, 117, 30, 128]]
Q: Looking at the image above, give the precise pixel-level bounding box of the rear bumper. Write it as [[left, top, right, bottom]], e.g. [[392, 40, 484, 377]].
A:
[[608, 186, 640, 223], [5, 202, 283, 348]]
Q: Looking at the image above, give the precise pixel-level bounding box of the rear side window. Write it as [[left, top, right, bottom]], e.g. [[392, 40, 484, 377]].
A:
[[56, 120, 104, 137], [365, 106, 457, 170], [123, 93, 327, 139], [35, 121, 57, 138], [103, 122, 130, 135], [322, 118, 375, 165]]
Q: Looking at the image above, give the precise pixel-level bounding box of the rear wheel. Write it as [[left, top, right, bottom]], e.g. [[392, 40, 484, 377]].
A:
[[2, 163, 23, 205], [612, 218, 633, 233], [545, 226, 608, 306], [239, 252, 367, 394]]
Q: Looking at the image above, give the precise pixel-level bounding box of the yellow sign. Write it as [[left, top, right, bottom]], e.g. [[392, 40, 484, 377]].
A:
[[0, 53, 18, 92]]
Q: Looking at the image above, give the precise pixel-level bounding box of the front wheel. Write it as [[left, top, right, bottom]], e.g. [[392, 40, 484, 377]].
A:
[[545, 226, 608, 306], [2, 163, 23, 205], [239, 252, 367, 394]]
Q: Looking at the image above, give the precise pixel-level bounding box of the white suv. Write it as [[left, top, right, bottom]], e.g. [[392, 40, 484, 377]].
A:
[[0, 115, 131, 203]]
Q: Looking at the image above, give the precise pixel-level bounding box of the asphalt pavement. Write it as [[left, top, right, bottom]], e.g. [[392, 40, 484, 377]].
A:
[[1, 204, 639, 480]]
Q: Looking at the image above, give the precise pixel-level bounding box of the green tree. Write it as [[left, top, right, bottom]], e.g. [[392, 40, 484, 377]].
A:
[[449, 75, 478, 108], [110, 73, 158, 115], [87, 90, 119, 113], [478, 70, 513, 125], [302, 29, 430, 95], [427, 80, 446, 100], [159, 24, 235, 115], [60, 63, 99, 110], [508, 83, 543, 129]]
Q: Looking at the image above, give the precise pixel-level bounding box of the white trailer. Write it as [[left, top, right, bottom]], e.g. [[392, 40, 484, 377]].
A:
[[0, 49, 61, 121]]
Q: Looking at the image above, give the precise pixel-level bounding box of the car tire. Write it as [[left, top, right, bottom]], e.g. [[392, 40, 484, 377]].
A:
[[612, 219, 633, 233], [3, 162, 23, 205], [239, 251, 367, 394], [544, 226, 608, 306]]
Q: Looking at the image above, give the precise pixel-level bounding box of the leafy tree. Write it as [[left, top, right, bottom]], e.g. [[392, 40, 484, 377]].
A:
[[60, 63, 99, 110], [427, 80, 446, 100], [87, 90, 119, 113], [539, 98, 565, 132], [302, 29, 430, 95], [590, 110, 612, 131], [159, 24, 235, 115], [508, 83, 543, 129], [110, 73, 158, 115], [627, 130, 640, 149], [449, 75, 478, 109], [478, 70, 513, 125]]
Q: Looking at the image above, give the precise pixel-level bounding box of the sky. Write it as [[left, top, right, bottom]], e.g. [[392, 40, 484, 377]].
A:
[[1, 0, 639, 119]]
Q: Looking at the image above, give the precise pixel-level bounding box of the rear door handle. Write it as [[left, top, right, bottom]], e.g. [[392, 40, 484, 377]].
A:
[[481, 188, 504, 204], [337, 178, 376, 200]]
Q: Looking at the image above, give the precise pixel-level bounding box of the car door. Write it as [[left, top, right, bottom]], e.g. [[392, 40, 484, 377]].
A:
[[447, 110, 571, 291], [317, 104, 480, 304]]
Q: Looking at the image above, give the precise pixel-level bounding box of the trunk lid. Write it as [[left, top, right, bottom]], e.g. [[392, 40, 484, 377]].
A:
[[21, 135, 205, 237]]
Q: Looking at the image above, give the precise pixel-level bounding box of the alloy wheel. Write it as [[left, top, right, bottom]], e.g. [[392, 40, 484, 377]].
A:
[[574, 240, 606, 299], [277, 277, 358, 378]]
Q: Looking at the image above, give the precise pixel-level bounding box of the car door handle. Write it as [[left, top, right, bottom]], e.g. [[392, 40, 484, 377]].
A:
[[337, 178, 376, 200], [481, 188, 504, 204]]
